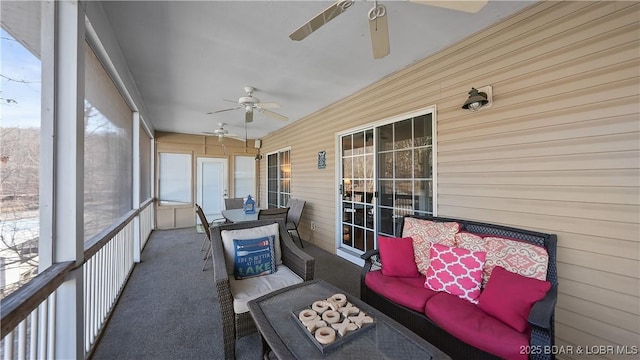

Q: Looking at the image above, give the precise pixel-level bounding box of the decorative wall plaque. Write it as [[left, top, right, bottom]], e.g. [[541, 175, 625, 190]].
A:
[[317, 151, 326, 169]]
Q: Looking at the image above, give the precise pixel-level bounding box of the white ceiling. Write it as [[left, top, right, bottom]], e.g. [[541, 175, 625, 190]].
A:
[[101, 1, 535, 140]]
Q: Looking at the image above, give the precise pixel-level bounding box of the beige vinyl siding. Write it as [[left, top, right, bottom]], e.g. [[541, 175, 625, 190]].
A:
[[154, 131, 259, 229], [259, 128, 338, 252], [260, 1, 639, 357]]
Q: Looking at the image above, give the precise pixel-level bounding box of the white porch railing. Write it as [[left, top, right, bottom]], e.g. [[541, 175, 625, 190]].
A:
[[1, 282, 59, 360], [0, 199, 155, 359], [140, 200, 154, 249], [83, 216, 135, 354]]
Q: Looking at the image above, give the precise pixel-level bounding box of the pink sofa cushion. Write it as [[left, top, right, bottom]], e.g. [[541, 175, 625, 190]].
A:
[[478, 266, 551, 332], [425, 292, 529, 360], [425, 243, 486, 304], [402, 217, 460, 275], [378, 235, 420, 277], [365, 270, 438, 312]]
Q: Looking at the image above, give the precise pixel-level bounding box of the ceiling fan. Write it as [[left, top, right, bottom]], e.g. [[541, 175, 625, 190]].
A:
[[289, 0, 488, 59], [203, 123, 244, 143], [208, 86, 288, 123]]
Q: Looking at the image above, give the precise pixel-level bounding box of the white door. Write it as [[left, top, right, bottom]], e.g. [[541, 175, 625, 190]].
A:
[[196, 157, 228, 224], [339, 129, 376, 257]]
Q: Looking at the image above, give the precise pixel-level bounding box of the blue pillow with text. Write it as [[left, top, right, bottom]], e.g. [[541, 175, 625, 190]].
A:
[[233, 236, 276, 279]]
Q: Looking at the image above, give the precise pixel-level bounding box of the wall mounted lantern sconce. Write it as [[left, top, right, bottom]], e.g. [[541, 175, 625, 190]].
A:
[[255, 154, 263, 161], [462, 85, 492, 112]]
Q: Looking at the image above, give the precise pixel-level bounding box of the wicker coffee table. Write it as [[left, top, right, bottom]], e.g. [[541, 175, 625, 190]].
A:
[[247, 279, 450, 360]]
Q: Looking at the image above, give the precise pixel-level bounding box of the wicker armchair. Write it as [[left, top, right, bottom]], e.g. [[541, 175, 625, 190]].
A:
[[210, 219, 315, 360]]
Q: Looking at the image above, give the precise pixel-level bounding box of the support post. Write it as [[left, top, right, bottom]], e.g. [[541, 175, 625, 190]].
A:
[[133, 112, 141, 262], [52, 1, 85, 358]]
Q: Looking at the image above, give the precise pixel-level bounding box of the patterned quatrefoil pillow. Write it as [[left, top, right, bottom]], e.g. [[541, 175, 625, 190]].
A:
[[425, 243, 486, 304]]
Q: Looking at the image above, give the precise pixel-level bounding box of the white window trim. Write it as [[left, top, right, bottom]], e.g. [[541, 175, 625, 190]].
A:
[[265, 146, 292, 208], [157, 152, 193, 206]]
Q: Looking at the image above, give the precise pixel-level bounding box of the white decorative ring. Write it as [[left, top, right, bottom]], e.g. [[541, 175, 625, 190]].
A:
[[330, 293, 347, 307], [312, 300, 330, 314], [299, 309, 317, 322], [322, 310, 340, 324], [314, 326, 337, 344]]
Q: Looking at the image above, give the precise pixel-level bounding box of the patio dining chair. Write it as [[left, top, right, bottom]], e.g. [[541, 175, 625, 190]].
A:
[[224, 197, 245, 210], [257, 207, 289, 222], [195, 204, 225, 271], [285, 198, 306, 248], [210, 219, 314, 360]]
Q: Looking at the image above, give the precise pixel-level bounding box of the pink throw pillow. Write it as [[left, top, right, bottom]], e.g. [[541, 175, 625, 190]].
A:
[[425, 243, 486, 304], [478, 266, 552, 333], [378, 236, 420, 278]]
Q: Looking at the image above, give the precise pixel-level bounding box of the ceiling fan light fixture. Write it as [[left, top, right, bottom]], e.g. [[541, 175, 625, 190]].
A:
[[207, 123, 241, 142], [462, 85, 492, 112], [245, 107, 254, 123], [210, 86, 286, 123], [239, 96, 259, 104]]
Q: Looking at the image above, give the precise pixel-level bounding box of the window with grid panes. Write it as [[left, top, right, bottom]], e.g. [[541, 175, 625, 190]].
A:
[[377, 114, 433, 237], [266, 149, 291, 208]]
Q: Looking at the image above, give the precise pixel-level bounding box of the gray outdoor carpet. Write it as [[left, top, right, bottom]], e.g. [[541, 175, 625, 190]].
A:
[[90, 227, 361, 360]]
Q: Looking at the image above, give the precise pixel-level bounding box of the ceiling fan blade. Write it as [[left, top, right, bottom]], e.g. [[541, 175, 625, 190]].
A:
[[256, 102, 280, 109], [410, 0, 488, 13], [228, 135, 246, 142], [369, 12, 389, 59], [245, 109, 254, 123], [204, 130, 243, 141], [289, 0, 354, 41], [210, 106, 241, 114], [260, 108, 288, 122]]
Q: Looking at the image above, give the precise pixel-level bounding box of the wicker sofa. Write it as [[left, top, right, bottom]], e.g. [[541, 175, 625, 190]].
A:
[[210, 219, 315, 360], [360, 215, 558, 360]]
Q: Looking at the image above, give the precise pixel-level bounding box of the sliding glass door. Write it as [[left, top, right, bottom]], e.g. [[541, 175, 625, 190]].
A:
[[340, 129, 376, 254], [377, 114, 433, 237], [338, 111, 434, 260]]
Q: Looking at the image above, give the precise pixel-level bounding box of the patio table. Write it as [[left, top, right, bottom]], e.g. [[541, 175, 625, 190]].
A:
[[221, 208, 261, 222], [247, 279, 451, 360]]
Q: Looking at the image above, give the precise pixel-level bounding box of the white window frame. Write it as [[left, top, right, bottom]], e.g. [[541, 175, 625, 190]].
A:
[[234, 155, 256, 198], [265, 147, 291, 208], [158, 152, 192, 206]]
